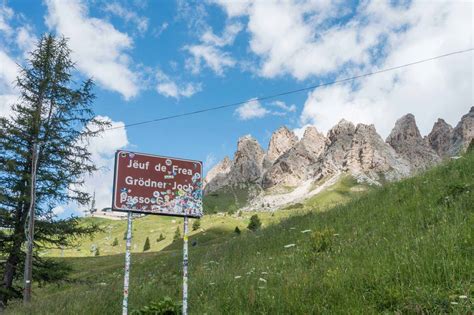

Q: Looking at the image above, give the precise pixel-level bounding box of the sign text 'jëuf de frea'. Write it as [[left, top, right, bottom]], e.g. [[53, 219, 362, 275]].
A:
[[112, 150, 203, 218]]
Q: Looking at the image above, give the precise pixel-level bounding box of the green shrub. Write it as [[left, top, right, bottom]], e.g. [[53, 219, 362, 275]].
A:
[[111, 237, 118, 246], [247, 214, 262, 231], [94, 247, 100, 256], [143, 237, 151, 251], [131, 296, 182, 315], [157, 233, 165, 242], [310, 228, 335, 253], [234, 226, 241, 235], [173, 227, 181, 242], [192, 219, 201, 231]]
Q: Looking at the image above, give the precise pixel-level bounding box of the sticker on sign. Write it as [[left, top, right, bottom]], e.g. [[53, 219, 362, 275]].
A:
[[112, 150, 203, 218]]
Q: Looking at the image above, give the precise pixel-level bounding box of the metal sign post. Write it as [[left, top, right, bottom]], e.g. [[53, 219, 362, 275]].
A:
[[122, 211, 133, 315], [182, 217, 189, 315], [112, 151, 203, 315]]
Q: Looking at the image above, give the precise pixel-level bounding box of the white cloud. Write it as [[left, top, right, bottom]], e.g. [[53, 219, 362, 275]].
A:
[[45, 0, 139, 100], [74, 116, 129, 214], [185, 22, 242, 75], [201, 22, 243, 47], [209, 0, 251, 17], [15, 26, 37, 56], [0, 49, 20, 118], [104, 2, 149, 33], [185, 44, 236, 75], [235, 99, 298, 121], [155, 69, 201, 99], [213, 1, 472, 136], [52, 205, 65, 215], [0, 5, 13, 35], [271, 100, 296, 113], [235, 98, 269, 120], [204, 153, 217, 173], [300, 1, 474, 137]]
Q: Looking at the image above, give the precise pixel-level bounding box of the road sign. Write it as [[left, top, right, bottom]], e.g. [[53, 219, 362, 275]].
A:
[[112, 150, 203, 218]]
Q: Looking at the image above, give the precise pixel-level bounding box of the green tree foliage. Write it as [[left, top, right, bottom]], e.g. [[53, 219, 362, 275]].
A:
[[192, 219, 201, 231], [247, 214, 262, 231], [0, 34, 106, 308], [111, 237, 119, 247], [173, 227, 181, 242], [143, 237, 151, 251], [157, 234, 165, 242]]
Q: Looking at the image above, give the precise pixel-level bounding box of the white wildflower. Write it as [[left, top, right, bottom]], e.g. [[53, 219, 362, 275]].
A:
[[459, 295, 467, 299], [259, 278, 267, 283]]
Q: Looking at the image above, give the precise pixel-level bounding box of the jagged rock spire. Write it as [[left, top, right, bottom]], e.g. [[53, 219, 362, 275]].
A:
[[426, 118, 453, 158], [264, 126, 298, 169], [262, 125, 327, 188], [449, 106, 474, 155], [386, 114, 440, 170]]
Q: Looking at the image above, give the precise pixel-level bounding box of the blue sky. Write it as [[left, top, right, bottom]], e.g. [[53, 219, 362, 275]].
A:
[[0, 0, 472, 216]]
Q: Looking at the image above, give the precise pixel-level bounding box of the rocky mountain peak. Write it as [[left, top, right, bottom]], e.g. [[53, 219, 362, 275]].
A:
[[262, 126, 327, 189], [232, 135, 265, 183], [449, 106, 473, 155], [328, 119, 356, 142], [345, 123, 411, 183], [386, 114, 440, 170], [387, 114, 421, 142], [264, 126, 298, 168], [300, 126, 327, 157], [426, 118, 453, 157], [203, 156, 232, 194], [324, 119, 356, 165]]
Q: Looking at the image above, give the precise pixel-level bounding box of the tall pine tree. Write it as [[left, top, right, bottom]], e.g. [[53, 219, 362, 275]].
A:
[[0, 34, 107, 308]]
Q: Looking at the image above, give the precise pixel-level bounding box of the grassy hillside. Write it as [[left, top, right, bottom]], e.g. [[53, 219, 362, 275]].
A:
[[6, 152, 473, 314]]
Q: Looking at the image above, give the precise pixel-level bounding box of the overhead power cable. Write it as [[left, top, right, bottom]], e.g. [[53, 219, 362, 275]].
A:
[[105, 48, 473, 131]]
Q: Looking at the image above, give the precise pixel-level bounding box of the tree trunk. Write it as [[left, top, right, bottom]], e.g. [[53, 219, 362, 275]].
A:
[[0, 229, 24, 310], [0, 181, 29, 310]]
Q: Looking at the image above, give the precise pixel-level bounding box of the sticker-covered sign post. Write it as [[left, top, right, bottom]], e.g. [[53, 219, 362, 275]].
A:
[[112, 150, 203, 315]]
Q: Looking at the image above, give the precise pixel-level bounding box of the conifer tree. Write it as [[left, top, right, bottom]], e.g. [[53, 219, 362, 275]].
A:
[[143, 237, 151, 251], [192, 219, 201, 231], [247, 215, 262, 231], [173, 227, 181, 241], [0, 34, 106, 308]]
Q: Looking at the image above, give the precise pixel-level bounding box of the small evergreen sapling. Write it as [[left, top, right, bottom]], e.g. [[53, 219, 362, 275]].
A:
[[157, 233, 165, 242], [247, 215, 262, 231], [234, 226, 241, 235], [143, 237, 151, 251], [192, 219, 201, 231], [173, 227, 181, 242], [112, 237, 119, 246]]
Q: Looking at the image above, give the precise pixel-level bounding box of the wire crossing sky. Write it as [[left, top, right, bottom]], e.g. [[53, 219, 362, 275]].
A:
[[104, 48, 474, 131]]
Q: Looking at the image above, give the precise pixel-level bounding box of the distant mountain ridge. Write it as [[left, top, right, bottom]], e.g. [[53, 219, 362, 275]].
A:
[[204, 106, 474, 210]]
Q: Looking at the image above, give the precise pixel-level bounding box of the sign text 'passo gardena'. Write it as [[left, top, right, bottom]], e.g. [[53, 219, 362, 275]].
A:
[[112, 150, 203, 218]]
